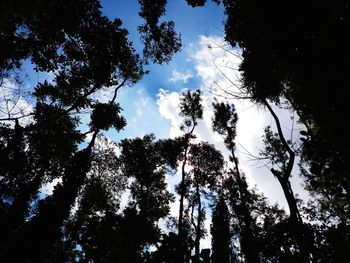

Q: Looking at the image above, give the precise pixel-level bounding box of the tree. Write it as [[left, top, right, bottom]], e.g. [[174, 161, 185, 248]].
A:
[[148, 232, 179, 263], [193, 1, 350, 258], [260, 124, 312, 261], [55, 134, 180, 263], [187, 0, 350, 235], [138, 0, 182, 64], [211, 196, 231, 263], [187, 142, 224, 262], [176, 89, 203, 262], [48, 136, 127, 263], [212, 101, 260, 263], [120, 134, 175, 222], [118, 134, 178, 262], [220, 0, 350, 221], [0, 0, 182, 261]]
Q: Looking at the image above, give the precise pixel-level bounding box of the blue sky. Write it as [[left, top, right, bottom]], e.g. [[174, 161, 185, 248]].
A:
[[0, 0, 309, 213], [0, 0, 309, 249], [96, 2, 310, 249], [97, 1, 309, 210], [101, 0, 224, 96], [99, 1, 227, 142]]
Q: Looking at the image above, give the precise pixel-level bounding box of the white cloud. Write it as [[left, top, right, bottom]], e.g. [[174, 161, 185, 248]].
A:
[[169, 69, 193, 83], [134, 89, 150, 117], [40, 178, 62, 196], [157, 89, 182, 138], [157, 35, 309, 212], [0, 78, 33, 126], [190, 35, 242, 85]]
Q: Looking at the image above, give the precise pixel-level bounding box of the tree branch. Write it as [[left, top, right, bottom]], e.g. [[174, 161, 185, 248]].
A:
[[263, 99, 295, 178]]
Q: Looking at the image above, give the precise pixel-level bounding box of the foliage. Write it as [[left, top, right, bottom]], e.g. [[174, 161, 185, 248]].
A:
[[175, 89, 205, 262], [90, 103, 126, 131], [1, 0, 350, 262], [211, 196, 231, 263], [179, 89, 203, 132], [220, 0, 350, 220], [212, 100, 238, 151], [187, 142, 224, 262], [119, 134, 175, 221], [138, 0, 182, 64], [0, 0, 182, 261]]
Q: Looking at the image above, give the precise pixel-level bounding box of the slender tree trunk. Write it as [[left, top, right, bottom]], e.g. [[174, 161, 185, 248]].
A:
[[194, 183, 201, 263], [177, 140, 189, 263], [178, 124, 196, 263], [272, 170, 301, 224], [178, 144, 188, 237], [263, 99, 300, 220], [230, 148, 260, 263]]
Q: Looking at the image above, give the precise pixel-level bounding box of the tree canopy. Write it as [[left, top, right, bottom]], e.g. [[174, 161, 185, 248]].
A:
[[1, 0, 349, 262]]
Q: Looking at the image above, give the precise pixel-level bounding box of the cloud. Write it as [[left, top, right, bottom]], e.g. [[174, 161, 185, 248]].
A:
[[157, 35, 310, 212], [134, 89, 150, 117], [157, 89, 182, 138], [169, 69, 193, 83], [189, 35, 242, 85], [0, 78, 33, 126], [39, 178, 62, 196]]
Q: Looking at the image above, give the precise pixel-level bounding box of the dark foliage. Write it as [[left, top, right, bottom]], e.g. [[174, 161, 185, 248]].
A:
[[1, 0, 350, 262], [138, 0, 181, 64], [0, 0, 181, 261], [211, 196, 231, 263], [221, 0, 350, 220]]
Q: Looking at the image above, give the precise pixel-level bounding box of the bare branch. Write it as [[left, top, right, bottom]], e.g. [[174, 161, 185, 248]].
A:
[[209, 39, 243, 60]]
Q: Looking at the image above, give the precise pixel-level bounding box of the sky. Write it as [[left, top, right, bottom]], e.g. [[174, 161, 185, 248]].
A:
[[96, 0, 308, 204], [0, 0, 309, 250], [97, 0, 310, 249]]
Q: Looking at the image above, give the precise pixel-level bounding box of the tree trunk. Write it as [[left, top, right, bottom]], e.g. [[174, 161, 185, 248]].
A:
[[194, 183, 201, 263], [264, 99, 309, 262], [231, 149, 260, 263]]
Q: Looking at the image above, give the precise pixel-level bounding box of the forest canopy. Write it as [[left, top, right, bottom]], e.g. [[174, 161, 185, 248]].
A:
[[0, 0, 349, 262]]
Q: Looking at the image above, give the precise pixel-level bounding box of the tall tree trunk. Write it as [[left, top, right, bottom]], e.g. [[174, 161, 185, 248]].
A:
[[178, 142, 188, 237], [194, 183, 201, 263], [178, 123, 196, 263], [177, 138, 189, 263], [263, 100, 299, 219], [230, 148, 260, 263]]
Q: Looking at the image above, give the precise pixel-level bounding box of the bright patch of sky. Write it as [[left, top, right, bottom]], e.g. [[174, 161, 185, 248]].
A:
[[0, 76, 33, 126], [169, 69, 193, 83]]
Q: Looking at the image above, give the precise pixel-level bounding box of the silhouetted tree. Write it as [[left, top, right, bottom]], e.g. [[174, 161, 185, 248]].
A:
[[47, 136, 127, 263], [186, 0, 350, 250], [138, 0, 182, 64], [260, 124, 312, 261], [0, 0, 182, 261], [212, 101, 260, 263], [187, 142, 224, 262], [120, 134, 175, 222], [211, 195, 231, 263], [176, 89, 203, 262], [148, 232, 178, 263], [220, 0, 350, 222]]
